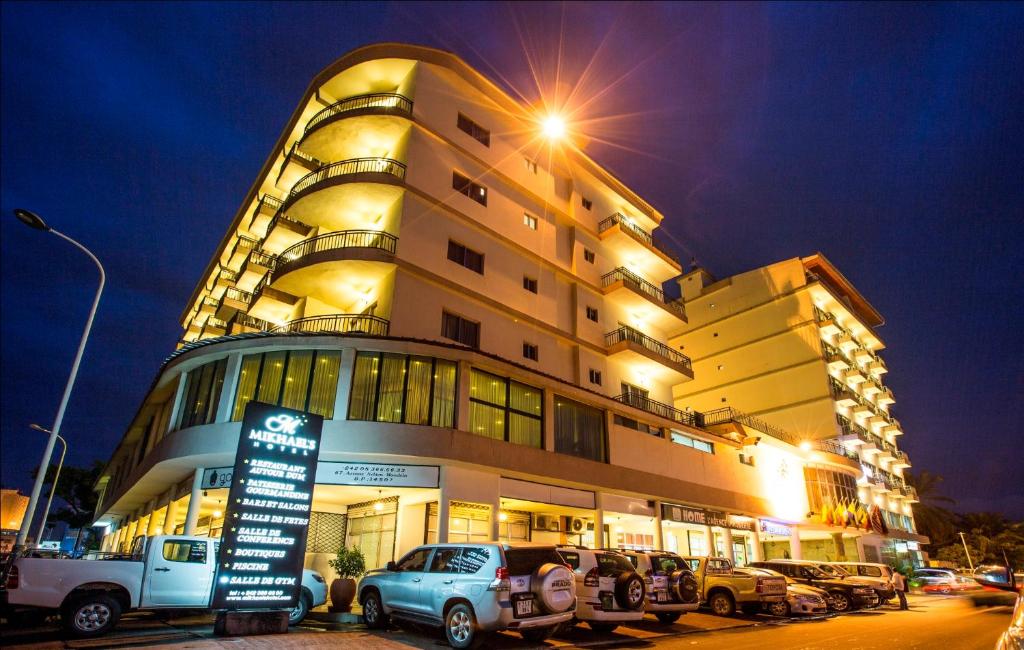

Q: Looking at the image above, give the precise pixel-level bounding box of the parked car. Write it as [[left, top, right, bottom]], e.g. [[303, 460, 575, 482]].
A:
[[749, 560, 878, 612], [821, 561, 897, 603], [995, 591, 1024, 650], [616, 549, 700, 623], [358, 542, 575, 649], [557, 547, 645, 633], [683, 556, 787, 617], [3, 535, 326, 637], [744, 571, 830, 617]]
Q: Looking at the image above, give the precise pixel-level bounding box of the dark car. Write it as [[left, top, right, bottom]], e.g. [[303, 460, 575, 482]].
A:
[[749, 560, 878, 612]]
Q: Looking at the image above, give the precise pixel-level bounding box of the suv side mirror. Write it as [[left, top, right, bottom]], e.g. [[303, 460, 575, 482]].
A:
[[386, 561, 398, 572]]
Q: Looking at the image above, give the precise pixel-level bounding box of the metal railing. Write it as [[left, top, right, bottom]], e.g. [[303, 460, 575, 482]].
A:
[[698, 407, 797, 446], [286, 142, 321, 167], [813, 306, 834, 323], [244, 249, 278, 270], [278, 230, 398, 264], [597, 213, 680, 265], [305, 93, 413, 133], [229, 313, 273, 332], [289, 157, 406, 198], [816, 438, 860, 461], [265, 211, 311, 236], [601, 268, 686, 318], [613, 392, 697, 427], [270, 314, 390, 337], [224, 287, 253, 304], [604, 325, 692, 371], [828, 376, 855, 400]]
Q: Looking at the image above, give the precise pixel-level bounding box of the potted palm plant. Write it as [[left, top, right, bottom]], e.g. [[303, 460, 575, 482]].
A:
[[327, 545, 366, 612]]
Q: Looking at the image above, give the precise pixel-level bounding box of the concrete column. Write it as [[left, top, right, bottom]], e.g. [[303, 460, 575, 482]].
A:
[[703, 525, 714, 556], [832, 532, 848, 561], [593, 493, 604, 549], [491, 497, 502, 542], [653, 501, 664, 551], [722, 527, 735, 564], [436, 467, 450, 543], [215, 353, 244, 423], [855, 535, 867, 562], [331, 348, 358, 422], [164, 497, 180, 534], [126, 519, 139, 544], [543, 391, 555, 451], [789, 526, 802, 560], [455, 360, 473, 434], [750, 530, 764, 562], [146, 510, 161, 537], [100, 532, 111, 552], [183, 468, 205, 535]]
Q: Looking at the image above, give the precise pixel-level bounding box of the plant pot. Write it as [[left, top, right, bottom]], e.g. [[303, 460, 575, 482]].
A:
[[329, 577, 357, 613]]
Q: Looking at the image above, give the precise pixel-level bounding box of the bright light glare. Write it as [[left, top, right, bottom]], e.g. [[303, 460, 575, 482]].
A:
[[799, 441, 812, 451], [542, 115, 566, 140]]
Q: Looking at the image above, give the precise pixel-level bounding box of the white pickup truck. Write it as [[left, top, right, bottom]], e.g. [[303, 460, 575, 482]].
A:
[[2, 534, 327, 637]]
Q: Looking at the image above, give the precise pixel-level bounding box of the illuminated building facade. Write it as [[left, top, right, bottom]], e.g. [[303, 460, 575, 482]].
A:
[[93, 44, 924, 575], [672, 255, 927, 565]]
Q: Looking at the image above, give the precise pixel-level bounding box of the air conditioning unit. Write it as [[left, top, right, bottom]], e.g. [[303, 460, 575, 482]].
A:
[[534, 514, 561, 531], [565, 517, 587, 535]]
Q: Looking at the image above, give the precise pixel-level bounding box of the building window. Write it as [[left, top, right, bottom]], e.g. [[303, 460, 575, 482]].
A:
[[586, 306, 599, 322], [447, 240, 484, 274], [457, 113, 490, 146], [348, 352, 457, 427], [583, 248, 595, 263], [524, 158, 537, 174], [581, 197, 593, 211], [523, 213, 538, 230], [613, 414, 659, 436], [523, 275, 538, 293], [175, 358, 227, 430], [670, 430, 714, 454], [804, 466, 859, 515], [554, 395, 606, 462], [441, 310, 480, 348], [452, 171, 488, 206], [588, 369, 602, 386], [232, 350, 342, 420], [469, 369, 542, 448], [522, 342, 538, 361]]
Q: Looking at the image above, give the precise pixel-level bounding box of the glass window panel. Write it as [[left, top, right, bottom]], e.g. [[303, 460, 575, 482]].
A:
[[280, 351, 312, 411], [256, 351, 287, 404], [308, 352, 341, 419], [509, 413, 541, 448], [404, 357, 433, 425], [553, 395, 606, 462], [431, 360, 457, 428], [232, 354, 262, 421], [470, 370, 506, 407], [376, 354, 406, 423], [509, 381, 541, 416], [469, 402, 505, 440], [349, 353, 380, 420], [177, 368, 200, 429]]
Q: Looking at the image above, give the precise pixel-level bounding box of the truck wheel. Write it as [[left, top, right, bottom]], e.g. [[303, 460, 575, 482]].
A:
[[708, 591, 736, 617], [444, 603, 482, 649], [62, 593, 121, 638], [656, 612, 682, 624], [288, 592, 310, 625], [361, 590, 389, 629]]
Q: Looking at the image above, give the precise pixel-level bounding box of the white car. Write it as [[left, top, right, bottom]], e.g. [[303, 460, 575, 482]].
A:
[[617, 549, 700, 623], [831, 561, 897, 602], [557, 547, 645, 633]]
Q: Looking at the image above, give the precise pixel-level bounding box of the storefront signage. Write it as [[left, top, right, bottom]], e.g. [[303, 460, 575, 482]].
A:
[[907, 541, 919, 551], [759, 519, 793, 537], [211, 402, 323, 610], [315, 462, 439, 488], [727, 515, 757, 532], [662, 504, 728, 528], [202, 467, 234, 489]]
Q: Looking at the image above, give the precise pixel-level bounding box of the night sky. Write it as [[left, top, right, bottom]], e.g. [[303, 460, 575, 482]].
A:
[[2, 3, 1022, 519]]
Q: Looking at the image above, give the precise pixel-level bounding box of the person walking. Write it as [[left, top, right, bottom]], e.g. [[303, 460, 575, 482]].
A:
[[892, 567, 909, 610]]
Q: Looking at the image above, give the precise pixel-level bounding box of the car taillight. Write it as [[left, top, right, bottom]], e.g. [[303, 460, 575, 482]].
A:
[[488, 566, 510, 592], [584, 566, 600, 587], [5, 566, 18, 589], [644, 568, 654, 585], [755, 578, 764, 593]]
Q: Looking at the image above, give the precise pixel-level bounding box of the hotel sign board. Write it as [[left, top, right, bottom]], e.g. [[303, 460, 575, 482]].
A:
[[315, 462, 439, 488], [211, 402, 323, 610], [759, 520, 793, 537], [661, 504, 728, 528]]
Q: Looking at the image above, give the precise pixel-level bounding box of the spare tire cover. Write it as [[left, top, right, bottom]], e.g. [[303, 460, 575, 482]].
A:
[[678, 572, 700, 603], [532, 563, 575, 613], [614, 572, 646, 610]]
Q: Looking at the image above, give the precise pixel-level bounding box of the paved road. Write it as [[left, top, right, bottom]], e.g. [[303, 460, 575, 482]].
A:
[[0, 594, 1012, 649]]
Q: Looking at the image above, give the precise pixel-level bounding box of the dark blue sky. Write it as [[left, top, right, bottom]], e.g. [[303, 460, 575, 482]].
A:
[[2, 2, 1022, 518]]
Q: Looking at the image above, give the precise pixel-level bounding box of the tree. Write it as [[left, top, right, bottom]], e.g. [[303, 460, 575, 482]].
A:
[[31, 460, 104, 552], [905, 470, 957, 546]]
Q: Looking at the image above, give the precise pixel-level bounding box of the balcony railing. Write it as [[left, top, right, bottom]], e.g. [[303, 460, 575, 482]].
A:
[[614, 392, 697, 428], [604, 326, 692, 372], [597, 213, 680, 265], [265, 211, 311, 237], [828, 376, 856, 401], [698, 407, 797, 446], [289, 157, 406, 198], [286, 142, 321, 168], [224, 287, 253, 304], [270, 314, 390, 337], [229, 312, 272, 332], [815, 438, 861, 461], [601, 268, 686, 319], [278, 230, 398, 264], [305, 93, 414, 134]]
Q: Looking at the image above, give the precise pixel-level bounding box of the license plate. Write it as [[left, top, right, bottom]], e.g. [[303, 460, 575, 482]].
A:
[[515, 599, 533, 616], [657, 592, 668, 602]]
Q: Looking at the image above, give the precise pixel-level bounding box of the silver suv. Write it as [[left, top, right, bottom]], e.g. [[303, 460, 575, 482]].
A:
[[557, 547, 646, 633], [618, 549, 701, 623], [358, 543, 575, 649]]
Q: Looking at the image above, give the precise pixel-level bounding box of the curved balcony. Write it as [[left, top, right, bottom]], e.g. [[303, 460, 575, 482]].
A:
[[275, 230, 398, 277], [305, 93, 413, 134], [301, 94, 414, 164], [270, 314, 390, 337], [281, 158, 406, 229]]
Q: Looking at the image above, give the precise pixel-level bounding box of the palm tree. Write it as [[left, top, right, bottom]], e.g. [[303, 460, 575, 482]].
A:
[[904, 470, 957, 546]]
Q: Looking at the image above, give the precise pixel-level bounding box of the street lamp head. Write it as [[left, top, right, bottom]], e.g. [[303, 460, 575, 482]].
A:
[[30, 423, 52, 434], [14, 209, 50, 231]]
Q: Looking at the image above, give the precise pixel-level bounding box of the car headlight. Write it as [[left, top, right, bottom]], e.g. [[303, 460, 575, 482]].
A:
[[796, 595, 823, 604], [853, 587, 874, 595]]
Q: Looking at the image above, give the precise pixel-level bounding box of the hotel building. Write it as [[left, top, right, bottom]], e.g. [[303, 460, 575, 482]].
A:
[[92, 43, 925, 577]]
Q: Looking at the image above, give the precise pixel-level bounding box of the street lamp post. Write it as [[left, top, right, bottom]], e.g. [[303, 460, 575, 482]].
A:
[[958, 531, 975, 572], [30, 424, 67, 546], [13, 209, 105, 550]]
